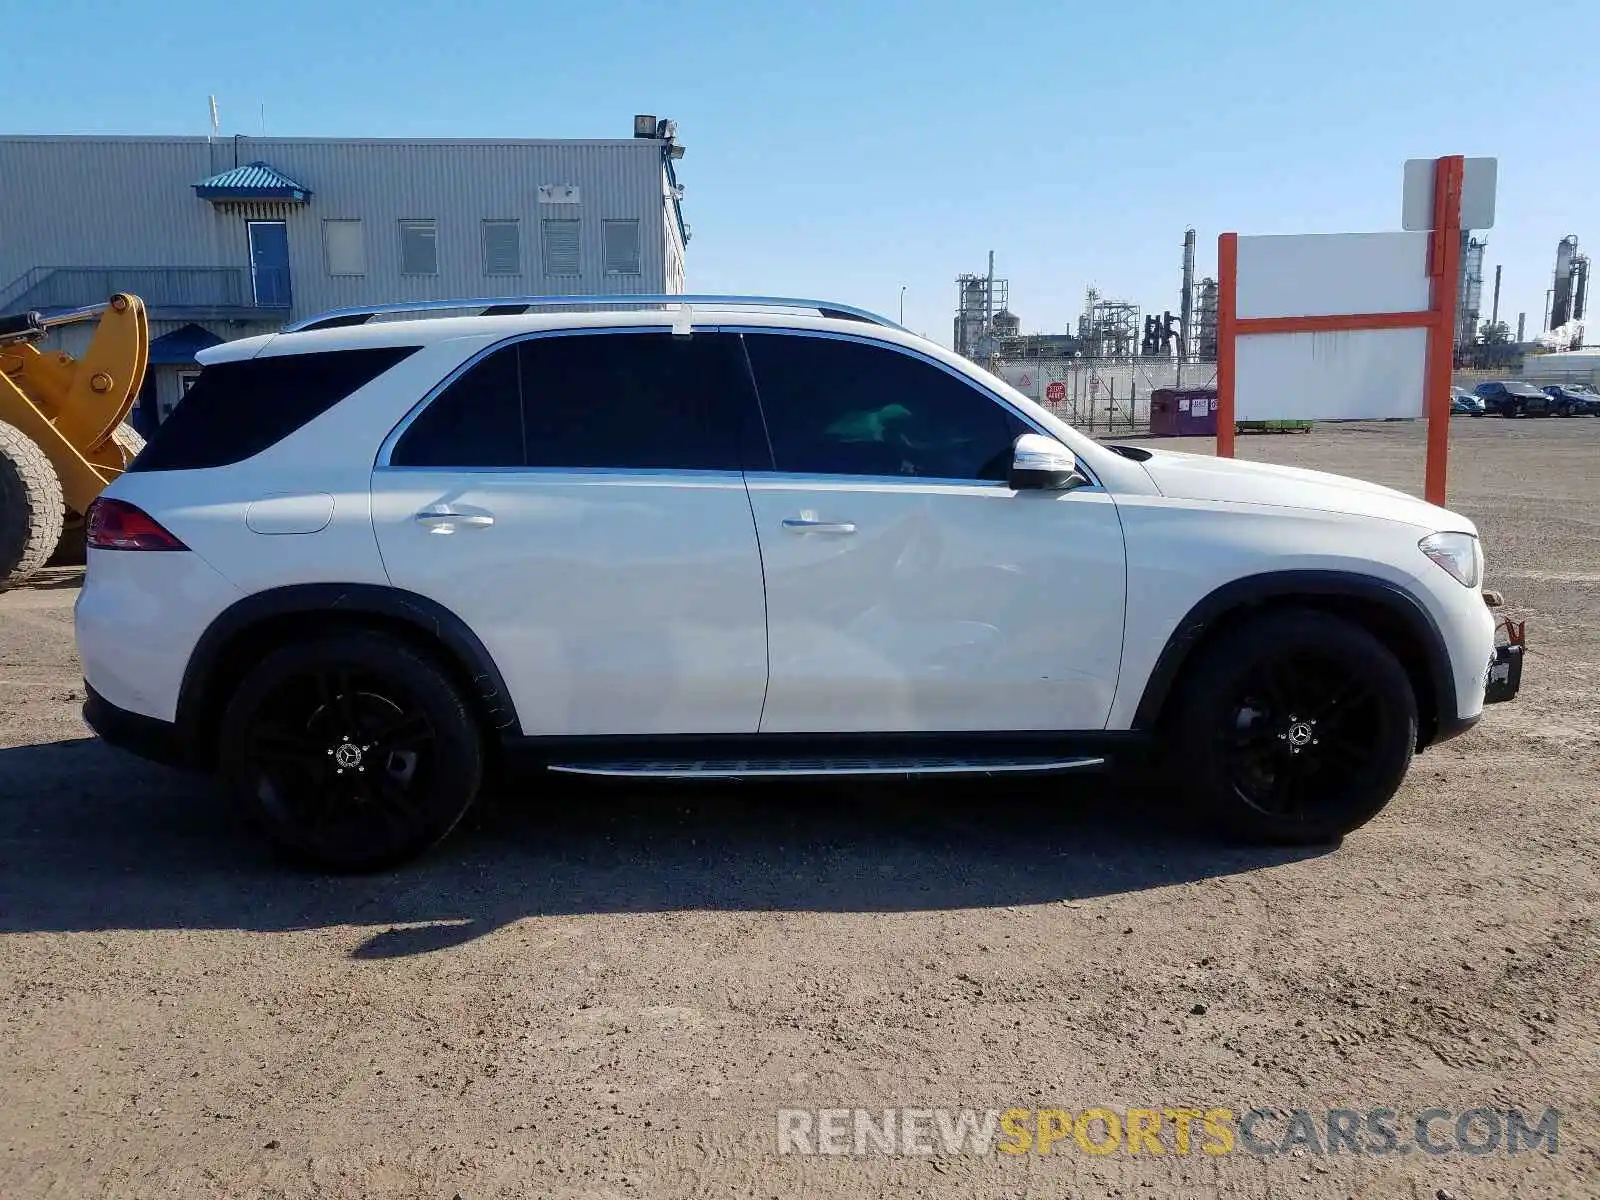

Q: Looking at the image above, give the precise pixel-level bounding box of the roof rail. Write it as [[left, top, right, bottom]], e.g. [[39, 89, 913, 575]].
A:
[[284, 294, 905, 334]]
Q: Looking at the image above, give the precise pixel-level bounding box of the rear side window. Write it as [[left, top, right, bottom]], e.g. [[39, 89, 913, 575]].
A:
[[129, 347, 419, 472], [518, 333, 749, 470], [390, 347, 524, 467], [387, 332, 756, 471]]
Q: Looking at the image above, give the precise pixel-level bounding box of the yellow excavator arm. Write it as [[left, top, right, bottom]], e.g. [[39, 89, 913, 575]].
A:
[[0, 293, 149, 514]]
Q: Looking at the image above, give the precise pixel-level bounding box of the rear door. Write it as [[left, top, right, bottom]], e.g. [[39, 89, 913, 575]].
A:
[[369, 329, 769, 736]]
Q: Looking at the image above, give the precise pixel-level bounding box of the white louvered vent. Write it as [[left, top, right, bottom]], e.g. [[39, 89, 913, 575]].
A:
[[482, 220, 521, 275], [542, 218, 581, 276]]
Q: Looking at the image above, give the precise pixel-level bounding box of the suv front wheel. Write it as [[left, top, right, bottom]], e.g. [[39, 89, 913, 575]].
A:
[[218, 630, 485, 870], [1172, 609, 1418, 844]]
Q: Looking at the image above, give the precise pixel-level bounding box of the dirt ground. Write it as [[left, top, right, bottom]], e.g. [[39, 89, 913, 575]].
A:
[[2, 418, 1596, 1199]]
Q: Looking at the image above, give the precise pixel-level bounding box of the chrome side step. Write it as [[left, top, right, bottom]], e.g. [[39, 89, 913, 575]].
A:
[[546, 755, 1106, 780]]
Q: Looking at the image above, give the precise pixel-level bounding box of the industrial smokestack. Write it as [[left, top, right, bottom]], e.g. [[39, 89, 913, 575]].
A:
[[1491, 264, 1502, 327], [1180, 228, 1196, 363], [1517, 312, 1526, 342], [1551, 235, 1578, 329], [1457, 236, 1485, 351]]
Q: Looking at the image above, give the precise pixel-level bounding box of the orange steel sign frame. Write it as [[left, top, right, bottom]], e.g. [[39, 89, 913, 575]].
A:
[[1215, 155, 1465, 506]]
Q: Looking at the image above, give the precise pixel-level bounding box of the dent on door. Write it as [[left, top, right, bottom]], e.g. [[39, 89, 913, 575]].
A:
[[750, 482, 1127, 733]]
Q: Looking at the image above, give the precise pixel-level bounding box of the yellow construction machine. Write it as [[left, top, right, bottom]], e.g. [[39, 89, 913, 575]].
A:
[[0, 294, 149, 589]]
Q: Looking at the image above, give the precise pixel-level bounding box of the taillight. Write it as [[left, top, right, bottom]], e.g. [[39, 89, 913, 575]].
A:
[[85, 498, 189, 551]]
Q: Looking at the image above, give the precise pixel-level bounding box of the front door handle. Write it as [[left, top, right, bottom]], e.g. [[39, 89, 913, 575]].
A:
[[782, 517, 857, 535], [415, 509, 495, 532]]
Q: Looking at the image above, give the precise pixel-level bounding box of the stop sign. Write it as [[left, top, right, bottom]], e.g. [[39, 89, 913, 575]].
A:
[[1045, 381, 1066, 403]]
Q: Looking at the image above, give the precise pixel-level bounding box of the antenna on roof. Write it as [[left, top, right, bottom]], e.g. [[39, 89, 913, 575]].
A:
[[208, 95, 219, 140]]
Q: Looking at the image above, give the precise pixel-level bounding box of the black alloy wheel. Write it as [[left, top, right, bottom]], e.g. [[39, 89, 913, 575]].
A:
[[1173, 609, 1417, 844], [1215, 652, 1383, 821], [219, 631, 484, 870]]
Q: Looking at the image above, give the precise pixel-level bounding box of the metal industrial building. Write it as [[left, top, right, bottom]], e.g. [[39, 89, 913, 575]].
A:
[[0, 117, 689, 426]]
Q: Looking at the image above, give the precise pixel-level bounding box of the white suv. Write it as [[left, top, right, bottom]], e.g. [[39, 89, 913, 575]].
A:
[[75, 295, 1520, 870]]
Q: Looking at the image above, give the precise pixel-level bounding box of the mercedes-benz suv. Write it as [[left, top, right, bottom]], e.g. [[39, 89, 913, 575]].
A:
[[76, 295, 1521, 869]]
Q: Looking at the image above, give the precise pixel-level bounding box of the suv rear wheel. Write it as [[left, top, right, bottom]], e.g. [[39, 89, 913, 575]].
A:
[[218, 630, 484, 870], [1172, 609, 1417, 844]]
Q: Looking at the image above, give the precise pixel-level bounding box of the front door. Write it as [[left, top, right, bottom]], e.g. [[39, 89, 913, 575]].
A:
[[739, 330, 1127, 734], [247, 220, 291, 307], [370, 330, 769, 737]]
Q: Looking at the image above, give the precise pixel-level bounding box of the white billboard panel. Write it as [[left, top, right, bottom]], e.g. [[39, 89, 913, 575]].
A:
[[1402, 157, 1497, 231], [1236, 232, 1430, 319], [1235, 328, 1428, 420]]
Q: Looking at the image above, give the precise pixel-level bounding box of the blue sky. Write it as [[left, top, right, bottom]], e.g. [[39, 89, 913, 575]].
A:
[[7, 0, 1596, 344]]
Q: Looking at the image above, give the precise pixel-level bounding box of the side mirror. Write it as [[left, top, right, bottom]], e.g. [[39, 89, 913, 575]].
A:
[[1009, 433, 1089, 491]]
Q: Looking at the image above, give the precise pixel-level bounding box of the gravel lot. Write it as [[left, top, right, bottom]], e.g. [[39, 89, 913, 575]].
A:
[[2, 418, 1596, 1199]]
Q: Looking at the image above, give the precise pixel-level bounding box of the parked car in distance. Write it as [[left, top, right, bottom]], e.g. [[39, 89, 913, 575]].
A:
[[75, 294, 1518, 871], [1475, 381, 1550, 417], [1450, 387, 1486, 416], [1542, 384, 1600, 416]]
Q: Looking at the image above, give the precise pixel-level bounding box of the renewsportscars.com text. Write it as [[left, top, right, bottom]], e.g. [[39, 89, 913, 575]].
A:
[[776, 1106, 1560, 1157]]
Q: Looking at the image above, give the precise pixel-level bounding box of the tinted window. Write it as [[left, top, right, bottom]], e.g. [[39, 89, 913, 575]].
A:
[[518, 332, 750, 470], [390, 346, 523, 467], [129, 347, 419, 472], [743, 333, 1026, 480]]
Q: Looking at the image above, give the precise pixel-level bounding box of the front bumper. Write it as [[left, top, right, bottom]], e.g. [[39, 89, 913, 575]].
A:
[[1427, 613, 1520, 747], [1485, 641, 1524, 704], [1481, 602, 1524, 705], [82, 683, 191, 769]]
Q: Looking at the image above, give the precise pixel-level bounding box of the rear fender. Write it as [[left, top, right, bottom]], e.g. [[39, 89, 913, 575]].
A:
[[177, 583, 519, 757]]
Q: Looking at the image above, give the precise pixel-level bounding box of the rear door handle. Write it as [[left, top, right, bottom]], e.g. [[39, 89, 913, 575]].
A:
[[415, 509, 495, 531], [781, 517, 856, 535]]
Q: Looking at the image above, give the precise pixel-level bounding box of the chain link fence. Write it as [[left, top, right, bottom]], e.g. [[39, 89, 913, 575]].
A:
[[993, 358, 1218, 434]]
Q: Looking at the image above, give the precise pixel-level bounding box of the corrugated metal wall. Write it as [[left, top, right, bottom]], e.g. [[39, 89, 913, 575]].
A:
[[0, 136, 680, 323]]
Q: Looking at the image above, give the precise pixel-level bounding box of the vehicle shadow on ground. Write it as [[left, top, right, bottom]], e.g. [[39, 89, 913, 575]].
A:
[[0, 738, 1330, 957], [9, 566, 85, 591]]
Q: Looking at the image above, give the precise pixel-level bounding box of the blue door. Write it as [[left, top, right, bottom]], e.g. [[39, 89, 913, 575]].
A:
[[247, 220, 291, 307]]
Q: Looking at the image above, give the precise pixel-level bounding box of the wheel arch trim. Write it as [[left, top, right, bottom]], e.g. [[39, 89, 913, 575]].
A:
[[176, 583, 520, 748], [1130, 569, 1455, 744]]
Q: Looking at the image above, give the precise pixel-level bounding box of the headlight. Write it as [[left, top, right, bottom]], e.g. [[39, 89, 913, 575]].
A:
[[1419, 531, 1481, 588]]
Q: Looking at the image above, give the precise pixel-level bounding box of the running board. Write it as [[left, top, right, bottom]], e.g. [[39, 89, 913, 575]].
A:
[[545, 755, 1106, 780]]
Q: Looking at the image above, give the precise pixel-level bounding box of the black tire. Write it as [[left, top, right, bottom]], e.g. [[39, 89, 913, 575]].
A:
[[0, 418, 65, 590], [218, 630, 485, 871], [1170, 609, 1417, 845]]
